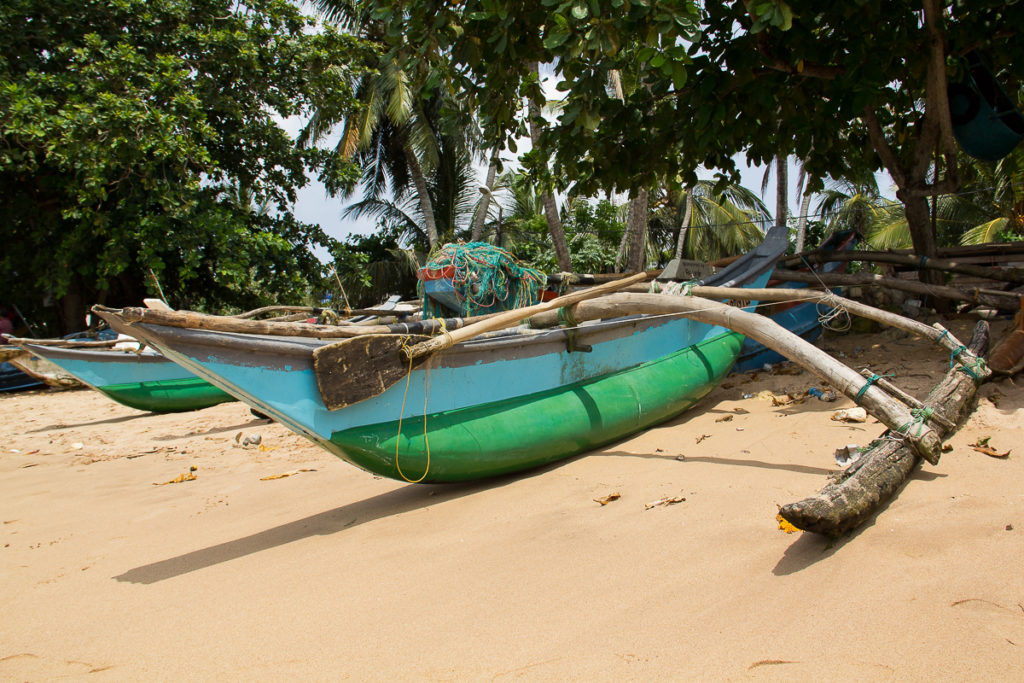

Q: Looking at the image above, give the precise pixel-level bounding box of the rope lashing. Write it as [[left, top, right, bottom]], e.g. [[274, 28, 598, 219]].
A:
[[656, 280, 695, 297], [949, 344, 967, 367], [856, 372, 895, 404], [395, 341, 431, 484], [557, 305, 580, 329], [940, 334, 986, 382], [896, 406, 935, 440], [957, 355, 987, 381], [818, 293, 852, 332], [919, 255, 929, 268]]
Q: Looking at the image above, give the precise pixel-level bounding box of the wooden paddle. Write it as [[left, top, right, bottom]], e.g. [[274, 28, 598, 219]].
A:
[[313, 271, 651, 410]]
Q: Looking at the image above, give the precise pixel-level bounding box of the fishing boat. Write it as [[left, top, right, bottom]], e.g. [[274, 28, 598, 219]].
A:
[[94, 227, 788, 482], [733, 230, 859, 372], [0, 358, 42, 392], [0, 345, 81, 389], [11, 339, 235, 412]]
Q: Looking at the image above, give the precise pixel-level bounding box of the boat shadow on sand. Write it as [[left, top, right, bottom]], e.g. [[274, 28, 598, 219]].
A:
[[28, 412, 151, 432], [113, 473, 528, 585]]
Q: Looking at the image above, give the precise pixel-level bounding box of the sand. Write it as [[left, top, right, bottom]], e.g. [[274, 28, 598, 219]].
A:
[[2, 315, 1023, 680]]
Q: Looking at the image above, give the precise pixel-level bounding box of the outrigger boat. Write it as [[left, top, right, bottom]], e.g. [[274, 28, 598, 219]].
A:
[[10, 339, 235, 412], [94, 227, 788, 482], [0, 345, 81, 389]]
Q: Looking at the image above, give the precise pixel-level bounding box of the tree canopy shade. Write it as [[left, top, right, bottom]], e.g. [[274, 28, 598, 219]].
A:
[[0, 0, 370, 333], [365, 1, 1024, 261]]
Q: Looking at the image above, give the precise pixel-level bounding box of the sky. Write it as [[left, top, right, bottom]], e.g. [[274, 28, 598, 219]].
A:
[[289, 154, 897, 248]]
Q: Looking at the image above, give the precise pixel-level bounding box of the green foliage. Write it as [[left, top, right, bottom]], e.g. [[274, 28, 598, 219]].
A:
[[0, 0, 370, 332], [328, 233, 420, 308], [500, 188, 625, 274], [361, 0, 1024, 261]]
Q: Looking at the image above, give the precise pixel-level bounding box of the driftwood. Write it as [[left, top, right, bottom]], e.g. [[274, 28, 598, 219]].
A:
[[778, 321, 991, 537], [781, 249, 1024, 285], [531, 291, 981, 464], [769, 269, 1022, 310]]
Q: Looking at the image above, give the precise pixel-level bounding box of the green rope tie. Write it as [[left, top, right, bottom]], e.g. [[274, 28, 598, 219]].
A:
[[855, 372, 894, 404], [920, 255, 929, 268], [949, 344, 967, 367], [957, 356, 987, 381], [896, 406, 934, 439], [557, 305, 579, 328]]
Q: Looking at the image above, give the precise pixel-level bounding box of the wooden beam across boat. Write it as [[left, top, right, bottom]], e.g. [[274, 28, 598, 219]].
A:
[[531, 290, 986, 465]]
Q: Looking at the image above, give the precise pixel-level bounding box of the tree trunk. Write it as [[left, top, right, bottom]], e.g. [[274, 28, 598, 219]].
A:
[[624, 188, 649, 273], [795, 191, 812, 252], [607, 69, 649, 273], [674, 188, 694, 259], [471, 151, 498, 242], [778, 321, 991, 537], [57, 288, 88, 336], [527, 62, 572, 273], [775, 154, 788, 227], [404, 144, 440, 248]]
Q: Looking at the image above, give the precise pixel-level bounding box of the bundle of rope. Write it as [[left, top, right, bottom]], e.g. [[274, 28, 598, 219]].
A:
[[419, 242, 547, 318]]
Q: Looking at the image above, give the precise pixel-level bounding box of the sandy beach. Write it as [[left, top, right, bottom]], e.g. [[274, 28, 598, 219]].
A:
[[2, 315, 1023, 680]]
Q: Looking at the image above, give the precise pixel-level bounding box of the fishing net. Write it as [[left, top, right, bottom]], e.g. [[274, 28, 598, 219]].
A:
[[419, 242, 547, 318]]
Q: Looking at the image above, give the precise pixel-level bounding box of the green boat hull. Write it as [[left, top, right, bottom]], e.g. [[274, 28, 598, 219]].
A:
[[97, 377, 236, 413], [330, 331, 743, 482]]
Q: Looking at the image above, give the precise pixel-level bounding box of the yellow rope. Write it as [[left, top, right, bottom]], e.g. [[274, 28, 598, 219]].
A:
[[394, 338, 430, 483]]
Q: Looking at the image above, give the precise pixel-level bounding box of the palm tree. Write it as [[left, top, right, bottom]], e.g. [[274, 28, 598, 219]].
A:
[[953, 147, 1024, 245], [651, 179, 771, 263], [810, 175, 909, 250], [305, 2, 490, 250], [301, 53, 447, 248], [341, 125, 481, 245], [526, 62, 573, 272]]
